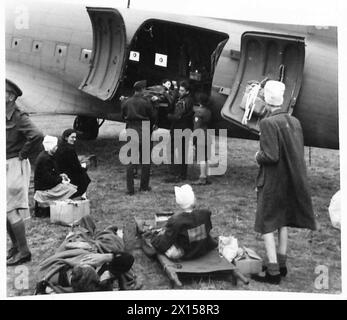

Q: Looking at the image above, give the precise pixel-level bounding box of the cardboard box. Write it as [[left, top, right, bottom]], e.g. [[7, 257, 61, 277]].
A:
[[234, 258, 263, 275], [50, 199, 90, 226], [233, 247, 263, 275]]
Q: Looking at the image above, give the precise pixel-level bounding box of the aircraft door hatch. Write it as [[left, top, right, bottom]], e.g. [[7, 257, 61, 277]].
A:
[[221, 32, 305, 135], [79, 8, 126, 101], [122, 19, 229, 129]]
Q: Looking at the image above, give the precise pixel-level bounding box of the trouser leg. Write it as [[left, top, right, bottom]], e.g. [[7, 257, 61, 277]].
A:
[[169, 130, 177, 175], [126, 164, 135, 193], [180, 135, 189, 179], [140, 164, 151, 190], [199, 161, 207, 179], [139, 138, 152, 190]]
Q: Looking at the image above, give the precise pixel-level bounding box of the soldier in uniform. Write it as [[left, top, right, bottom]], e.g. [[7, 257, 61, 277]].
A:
[[121, 80, 156, 195], [165, 80, 194, 183], [6, 79, 44, 266]]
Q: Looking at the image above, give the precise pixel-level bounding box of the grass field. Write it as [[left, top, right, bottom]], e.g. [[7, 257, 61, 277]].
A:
[[6, 115, 341, 296]]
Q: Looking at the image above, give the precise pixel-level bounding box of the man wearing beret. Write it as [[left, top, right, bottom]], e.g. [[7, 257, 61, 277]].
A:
[[121, 80, 156, 195], [6, 79, 44, 266], [252, 80, 316, 284]]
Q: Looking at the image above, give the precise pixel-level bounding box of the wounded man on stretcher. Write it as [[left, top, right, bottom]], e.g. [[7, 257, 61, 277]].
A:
[[35, 216, 141, 294], [146, 185, 218, 260]]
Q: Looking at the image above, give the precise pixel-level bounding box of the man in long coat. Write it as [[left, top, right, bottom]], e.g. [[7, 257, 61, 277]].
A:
[[252, 80, 316, 285]]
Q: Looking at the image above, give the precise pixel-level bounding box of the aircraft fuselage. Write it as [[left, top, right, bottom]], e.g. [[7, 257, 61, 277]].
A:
[[5, 1, 339, 149]]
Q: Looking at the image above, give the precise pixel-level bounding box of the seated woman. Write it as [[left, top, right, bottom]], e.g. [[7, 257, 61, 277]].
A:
[[151, 184, 217, 260], [35, 216, 140, 294], [55, 129, 91, 199], [34, 136, 77, 217]]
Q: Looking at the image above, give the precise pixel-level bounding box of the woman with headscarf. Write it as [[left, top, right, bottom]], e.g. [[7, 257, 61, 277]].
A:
[[34, 135, 77, 217], [55, 129, 91, 199]]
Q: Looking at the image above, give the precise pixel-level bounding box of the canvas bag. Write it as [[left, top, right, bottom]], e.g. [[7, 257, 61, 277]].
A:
[[218, 235, 239, 263], [240, 80, 267, 119]]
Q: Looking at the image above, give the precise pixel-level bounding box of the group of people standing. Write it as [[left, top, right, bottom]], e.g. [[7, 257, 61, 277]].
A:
[[121, 78, 213, 195]]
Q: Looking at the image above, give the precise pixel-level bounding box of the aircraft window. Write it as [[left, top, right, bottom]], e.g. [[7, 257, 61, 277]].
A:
[[11, 38, 22, 48], [80, 49, 92, 63], [32, 41, 42, 52], [154, 53, 167, 67], [129, 51, 140, 62], [55, 44, 67, 57]]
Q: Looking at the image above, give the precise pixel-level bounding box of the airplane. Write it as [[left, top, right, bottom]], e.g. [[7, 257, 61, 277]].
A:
[[5, 0, 338, 149]]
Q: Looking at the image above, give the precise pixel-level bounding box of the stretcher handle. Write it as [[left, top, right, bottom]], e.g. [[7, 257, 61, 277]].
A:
[[232, 269, 249, 285], [157, 254, 183, 288]]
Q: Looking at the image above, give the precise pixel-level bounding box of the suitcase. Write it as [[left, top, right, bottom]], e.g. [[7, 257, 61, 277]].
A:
[[233, 247, 263, 275]]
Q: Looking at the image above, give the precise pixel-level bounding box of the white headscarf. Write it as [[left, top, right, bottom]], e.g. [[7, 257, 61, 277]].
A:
[[264, 80, 285, 106], [43, 135, 58, 152], [174, 184, 196, 210]]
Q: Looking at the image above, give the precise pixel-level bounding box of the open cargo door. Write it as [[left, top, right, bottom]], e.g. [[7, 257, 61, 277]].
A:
[[221, 32, 305, 135], [79, 8, 126, 101]]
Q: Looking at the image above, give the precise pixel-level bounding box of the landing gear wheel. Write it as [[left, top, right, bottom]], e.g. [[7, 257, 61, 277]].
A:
[[73, 116, 103, 140]]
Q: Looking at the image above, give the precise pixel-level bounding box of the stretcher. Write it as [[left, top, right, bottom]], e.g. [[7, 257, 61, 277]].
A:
[[135, 218, 249, 288]]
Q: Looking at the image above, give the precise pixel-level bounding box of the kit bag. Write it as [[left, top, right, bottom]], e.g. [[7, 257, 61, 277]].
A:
[[240, 79, 267, 118]]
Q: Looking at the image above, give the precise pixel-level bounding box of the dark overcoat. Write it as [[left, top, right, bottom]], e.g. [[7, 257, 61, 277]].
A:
[[151, 209, 217, 260], [168, 94, 194, 130], [34, 150, 62, 191], [255, 110, 316, 234], [54, 141, 91, 197]]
